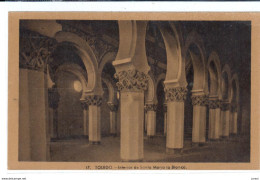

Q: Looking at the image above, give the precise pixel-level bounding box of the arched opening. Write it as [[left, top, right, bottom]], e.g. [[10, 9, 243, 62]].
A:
[[50, 43, 88, 140], [184, 52, 194, 142], [156, 79, 165, 135], [56, 71, 83, 139]]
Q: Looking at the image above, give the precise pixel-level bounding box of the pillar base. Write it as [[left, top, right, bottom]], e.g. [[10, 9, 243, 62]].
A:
[[166, 148, 182, 154], [89, 141, 101, 145]]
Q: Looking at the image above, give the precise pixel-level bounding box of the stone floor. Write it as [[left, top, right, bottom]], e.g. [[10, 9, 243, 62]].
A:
[[50, 135, 250, 162]]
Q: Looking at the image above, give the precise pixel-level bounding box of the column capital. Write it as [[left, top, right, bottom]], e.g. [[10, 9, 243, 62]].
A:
[[220, 101, 231, 111], [82, 95, 103, 107], [165, 87, 187, 102], [80, 101, 89, 110], [208, 99, 220, 109], [114, 69, 149, 91], [107, 102, 118, 112], [19, 29, 57, 73], [191, 95, 208, 106], [144, 104, 157, 112], [48, 86, 60, 109]]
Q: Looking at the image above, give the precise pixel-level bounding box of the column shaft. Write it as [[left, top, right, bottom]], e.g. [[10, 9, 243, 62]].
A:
[[88, 105, 101, 143], [19, 69, 31, 161], [83, 109, 88, 136], [120, 91, 144, 161], [192, 105, 206, 143], [167, 101, 185, 149], [214, 108, 221, 139], [28, 70, 49, 161], [146, 111, 156, 136], [164, 111, 167, 135], [110, 111, 117, 135]]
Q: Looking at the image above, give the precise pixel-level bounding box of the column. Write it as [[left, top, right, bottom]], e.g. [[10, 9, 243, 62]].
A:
[[19, 30, 56, 161], [19, 68, 31, 161], [208, 98, 221, 140], [83, 95, 102, 144], [114, 69, 148, 161], [48, 85, 60, 139], [191, 94, 208, 144], [165, 87, 187, 153], [232, 106, 238, 134], [107, 102, 118, 136], [145, 104, 157, 137], [220, 101, 231, 137], [80, 101, 89, 137], [163, 103, 167, 136], [230, 104, 238, 135]]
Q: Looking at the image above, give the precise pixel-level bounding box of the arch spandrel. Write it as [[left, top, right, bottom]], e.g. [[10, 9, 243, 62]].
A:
[[113, 21, 150, 74], [208, 51, 222, 99], [54, 31, 103, 96], [183, 31, 208, 95]]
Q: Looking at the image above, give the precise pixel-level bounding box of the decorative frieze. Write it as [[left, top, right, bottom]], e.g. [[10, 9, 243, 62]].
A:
[[114, 70, 149, 91], [48, 86, 60, 109], [107, 102, 118, 112], [208, 99, 220, 109], [60, 22, 117, 63], [19, 30, 57, 72], [165, 87, 187, 102], [144, 104, 157, 112], [191, 95, 208, 106], [83, 95, 103, 106]]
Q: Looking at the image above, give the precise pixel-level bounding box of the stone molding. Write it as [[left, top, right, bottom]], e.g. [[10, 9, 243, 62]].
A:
[[165, 87, 187, 102], [191, 95, 208, 106], [114, 70, 149, 91], [82, 95, 103, 106], [208, 99, 220, 109], [107, 102, 118, 112], [48, 86, 60, 109], [144, 104, 157, 112], [19, 30, 57, 72]]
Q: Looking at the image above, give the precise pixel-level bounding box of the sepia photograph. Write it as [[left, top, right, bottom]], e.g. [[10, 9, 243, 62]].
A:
[[8, 12, 259, 170]]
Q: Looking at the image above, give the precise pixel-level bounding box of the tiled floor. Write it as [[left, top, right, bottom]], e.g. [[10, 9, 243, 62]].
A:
[[50, 135, 250, 162]]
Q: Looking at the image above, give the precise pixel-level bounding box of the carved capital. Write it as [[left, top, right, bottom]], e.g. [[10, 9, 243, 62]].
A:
[[191, 95, 208, 106], [114, 70, 149, 91], [165, 87, 187, 102], [48, 86, 60, 109], [144, 104, 157, 112], [107, 102, 118, 112], [83, 95, 103, 106], [19, 30, 57, 72], [220, 101, 230, 111], [208, 99, 220, 109], [80, 101, 89, 110]]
